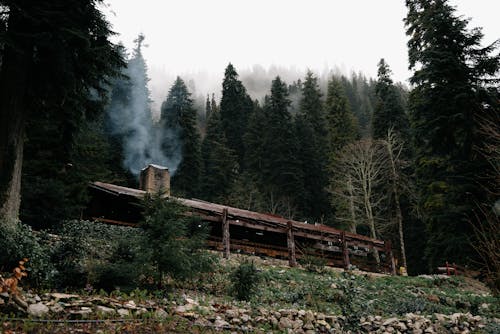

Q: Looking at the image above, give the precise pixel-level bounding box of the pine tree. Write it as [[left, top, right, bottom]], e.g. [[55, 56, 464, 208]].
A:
[[325, 76, 358, 162], [205, 94, 212, 122], [296, 71, 330, 221], [259, 77, 302, 217], [405, 0, 500, 268], [160, 77, 202, 197], [372, 59, 410, 141], [219, 63, 253, 168], [201, 109, 237, 202], [0, 0, 123, 223]]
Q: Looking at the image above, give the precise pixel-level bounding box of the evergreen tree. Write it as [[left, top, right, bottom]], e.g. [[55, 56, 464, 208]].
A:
[[160, 77, 202, 197], [0, 0, 123, 223], [201, 109, 237, 203], [405, 0, 500, 268], [296, 71, 330, 221], [259, 77, 302, 217], [372, 59, 410, 140], [205, 94, 212, 121], [219, 63, 253, 167], [325, 76, 358, 162]]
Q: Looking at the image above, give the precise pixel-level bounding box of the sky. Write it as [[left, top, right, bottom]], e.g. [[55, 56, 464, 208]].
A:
[[102, 0, 500, 111]]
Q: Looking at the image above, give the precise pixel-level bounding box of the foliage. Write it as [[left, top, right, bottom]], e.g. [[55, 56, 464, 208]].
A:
[[298, 250, 328, 273], [0, 221, 53, 287], [231, 261, 260, 301], [50, 220, 146, 290], [140, 194, 216, 283], [160, 77, 202, 197], [219, 63, 254, 167], [0, 258, 28, 296], [405, 0, 500, 269]]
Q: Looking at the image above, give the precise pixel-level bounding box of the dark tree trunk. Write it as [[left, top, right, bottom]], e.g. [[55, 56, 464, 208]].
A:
[[0, 6, 32, 224]]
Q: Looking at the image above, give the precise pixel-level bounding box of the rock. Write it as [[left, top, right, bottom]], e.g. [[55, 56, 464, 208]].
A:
[[330, 283, 338, 289], [124, 300, 136, 309], [382, 317, 399, 326], [230, 317, 242, 325], [117, 308, 130, 317], [240, 313, 250, 322], [49, 303, 64, 314], [434, 313, 447, 322], [292, 319, 303, 329], [304, 310, 315, 322], [184, 297, 198, 305], [279, 316, 294, 329], [426, 294, 440, 303], [154, 308, 168, 319], [50, 293, 79, 300], [316, 312, 325, 320], [213, 318, 230, 329], [316, 319, 330, 329], [34, 295, 41, 302], [270, 316, 279, 327], [303, 321, 314, 330], [226, 309, 239, 318], [298, 309, 306, 317], [96, 305, 115, 315], [27, 303, 49, 317]]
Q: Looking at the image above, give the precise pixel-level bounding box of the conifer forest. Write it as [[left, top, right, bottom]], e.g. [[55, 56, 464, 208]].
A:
[[0, 1, 499, 332]]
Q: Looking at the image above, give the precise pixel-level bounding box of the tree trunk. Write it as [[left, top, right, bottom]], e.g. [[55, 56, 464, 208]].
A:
[[386, 135, 407, 269], [0, 6, 31, 224], [347, 175, 357, 233]]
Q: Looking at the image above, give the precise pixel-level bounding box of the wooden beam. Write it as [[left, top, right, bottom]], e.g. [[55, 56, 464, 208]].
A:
[[287, 221, 297, 267], [222, 208, 230, 259], [341, 231, 350, 270]]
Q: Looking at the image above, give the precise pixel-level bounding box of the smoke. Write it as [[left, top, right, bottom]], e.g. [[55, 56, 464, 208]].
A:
[[106, 44, 182, 176]]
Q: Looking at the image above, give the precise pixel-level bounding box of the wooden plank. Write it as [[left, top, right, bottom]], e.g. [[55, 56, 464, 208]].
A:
[[287, 221, 297, 267], [91, 217, 137, 227], [222, 208, 230, 259], [341, 231, 350, 270]]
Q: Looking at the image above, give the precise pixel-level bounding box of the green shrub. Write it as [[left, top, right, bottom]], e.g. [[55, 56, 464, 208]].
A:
[[298, 250, 328, 273], [0, 221, 53, 287], [231, 261, 260, 301]]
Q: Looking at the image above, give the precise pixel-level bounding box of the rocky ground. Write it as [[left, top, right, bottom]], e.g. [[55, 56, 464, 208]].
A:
[[1, 254, 499, 333]]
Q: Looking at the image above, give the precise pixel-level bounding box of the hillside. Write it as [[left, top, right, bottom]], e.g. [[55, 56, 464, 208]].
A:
[[2, 253, 498, 333]]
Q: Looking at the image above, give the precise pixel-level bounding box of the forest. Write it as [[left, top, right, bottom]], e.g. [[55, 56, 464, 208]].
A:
[[0, 0, 499, 308]]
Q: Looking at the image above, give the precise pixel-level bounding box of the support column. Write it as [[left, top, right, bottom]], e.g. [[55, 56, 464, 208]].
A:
[[385, 240, 396, 275], [341, 231, 350, 270], [222, 208, 230, 259], [287, 221, 297, 267]]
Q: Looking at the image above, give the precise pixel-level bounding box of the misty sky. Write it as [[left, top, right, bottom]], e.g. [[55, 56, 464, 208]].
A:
[[102, 0, 499, 110]]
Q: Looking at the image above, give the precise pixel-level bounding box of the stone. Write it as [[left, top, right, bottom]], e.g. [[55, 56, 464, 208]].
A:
[[298, 309, 306, 317], [49, 303, 64, 314], [124, 300, 136, 309], [154, 308, 168, 319], [317, 319, 330, 329], [292, 319, 303, 329], [270, 316, 279, 327], [382, 317, 399, 326], [213, 318, 230, 329], [316, 312, 325, 320], [303, 321, 314, 330], [50, 293, 79, 300], [27, 303, 49, 317], [240, 313, 250, 322], [304, 310, 315, 322], [95, 305, 115, 315], [117, 308, 130, 317], [230, 317, 242, 325], [226, 309, 239, 318], [279, 316, 294, 329]]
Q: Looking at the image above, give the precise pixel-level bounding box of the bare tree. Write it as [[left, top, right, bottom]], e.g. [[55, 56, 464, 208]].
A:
[[381, 128, 408, 270], [332, 139, 389, 264]]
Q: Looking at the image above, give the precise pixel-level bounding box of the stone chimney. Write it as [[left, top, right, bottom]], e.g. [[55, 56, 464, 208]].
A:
[[139, 164, 170, 196]]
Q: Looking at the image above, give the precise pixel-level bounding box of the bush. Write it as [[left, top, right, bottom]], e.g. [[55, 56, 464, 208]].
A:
[[51, 220, 146, 289], [298, 249, 328, 273], [0, 221, 53, 287], [231, 261, 260, 301]]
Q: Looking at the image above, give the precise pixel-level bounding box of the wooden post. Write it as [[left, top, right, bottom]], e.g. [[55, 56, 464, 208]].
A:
[[341, 231, 350, 270], [287, 221, 297, 267], [222, 208, 230, 259], [385, 240, 396, 275]]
